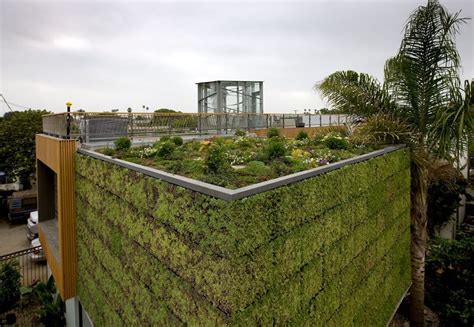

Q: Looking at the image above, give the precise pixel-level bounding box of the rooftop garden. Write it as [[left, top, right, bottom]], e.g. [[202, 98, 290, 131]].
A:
[[97, 127, 380, 189]]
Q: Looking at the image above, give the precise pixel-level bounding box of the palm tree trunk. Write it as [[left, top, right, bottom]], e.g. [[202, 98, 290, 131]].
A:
[[409, 162, 429, 327]]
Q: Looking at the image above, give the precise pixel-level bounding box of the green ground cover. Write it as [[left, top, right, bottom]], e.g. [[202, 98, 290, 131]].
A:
[[98, 128, 379, 189]]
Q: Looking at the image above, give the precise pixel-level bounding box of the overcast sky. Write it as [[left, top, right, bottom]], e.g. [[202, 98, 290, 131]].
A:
[[0, 0, 472, 114]]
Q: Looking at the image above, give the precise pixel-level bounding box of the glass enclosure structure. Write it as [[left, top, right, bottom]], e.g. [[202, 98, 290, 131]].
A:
[[197, 81, 263, 114]]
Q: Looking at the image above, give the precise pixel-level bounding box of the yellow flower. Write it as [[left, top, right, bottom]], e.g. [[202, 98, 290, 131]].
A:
[[291, 149, 310, 159], [199, 140, 212, 152]]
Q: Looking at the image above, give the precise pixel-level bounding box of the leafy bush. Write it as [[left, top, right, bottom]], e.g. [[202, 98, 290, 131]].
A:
[[313, 134, 324, 144], [235, 129, 246, 137], [0, 262, 21, 313], [102, 147, 115, 156], [295, 131, 309, 141], [321, 125, 350, 137], [34, 276, 65, 327], [113, 137, 131, 152], [323, 135, 350, 150], [427, 162, 467, 236], [204, 144, 230, 174], [159, 135, 171, 143], [171, 136, 184, 146], [157, 141, 176, 159], [263, 138, 286, 161], [267, 128, 281, 138], [270, 160, 293, 176], [426, 236, 474, 326]]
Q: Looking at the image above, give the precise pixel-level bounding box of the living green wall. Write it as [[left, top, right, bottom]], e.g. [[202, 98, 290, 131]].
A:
[[75, 148, 411, 326]]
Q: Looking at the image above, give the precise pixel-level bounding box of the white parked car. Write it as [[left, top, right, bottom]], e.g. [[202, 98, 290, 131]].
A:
[[27, 211, 38, 241], [29, 238, 46, 262]]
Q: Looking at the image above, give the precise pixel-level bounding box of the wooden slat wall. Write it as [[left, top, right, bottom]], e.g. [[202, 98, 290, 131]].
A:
[[36, 134, 61, 172], [58, 140, 77, 298], [251, 126, 344, 138], [36, 134, 77, 299]]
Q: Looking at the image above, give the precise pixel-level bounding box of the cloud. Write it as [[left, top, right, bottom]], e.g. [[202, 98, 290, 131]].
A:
[[53, 36, 91, 50], [0, 0, 472, 114]]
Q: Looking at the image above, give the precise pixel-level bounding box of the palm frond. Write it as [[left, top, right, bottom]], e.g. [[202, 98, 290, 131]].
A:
[[315, 71, 395, 119], [428, 79, 473, 160], [350, 113, 415, 146], [389, 0, 468, 139]]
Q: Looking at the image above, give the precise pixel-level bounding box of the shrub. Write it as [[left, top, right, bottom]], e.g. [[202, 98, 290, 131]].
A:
[[235, 129, 246, 137], [427, 162, 467, 236], [157, 141, 176, 159], [34, 276, 65, 326], [323, 136, 349, 150], [171, 136, 184, 146], [211, 136, 227, 146], [160, 135, 171, 143], [267, 128, 280, 138], [204, 144, 230, 174], [114, 137, 131, 152], [313, 134, 324, 144], [263, 138, 286, 161], [102, 147, 115, 156], [295, 131, 309, 141], [270, 160, 293, 176], [0, 262, 21, 313], [425, 235, 474, 326], [321, 125, 350, 137]]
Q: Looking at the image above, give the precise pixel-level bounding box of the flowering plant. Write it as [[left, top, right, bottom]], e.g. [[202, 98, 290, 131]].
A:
[[131, 146, 158, 159]]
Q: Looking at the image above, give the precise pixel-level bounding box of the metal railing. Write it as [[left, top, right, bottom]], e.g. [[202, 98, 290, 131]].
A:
[[0, 246, 48, 287], [42, 112, 352, 142]]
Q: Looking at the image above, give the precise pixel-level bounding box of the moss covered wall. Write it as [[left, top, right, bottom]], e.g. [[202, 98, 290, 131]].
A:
[[75, 148, 411, 326]]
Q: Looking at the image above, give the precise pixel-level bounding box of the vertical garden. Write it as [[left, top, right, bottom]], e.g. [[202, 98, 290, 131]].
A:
[[75, 146, 411, 326]]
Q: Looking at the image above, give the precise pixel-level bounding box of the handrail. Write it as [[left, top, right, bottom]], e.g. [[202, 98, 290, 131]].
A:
[[43, 112, 349, 117], [0, 246, 43, 260], [42, 112, 352, 140]]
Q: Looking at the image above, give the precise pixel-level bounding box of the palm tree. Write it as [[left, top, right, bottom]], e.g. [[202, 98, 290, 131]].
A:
[[316, 1, 471, 325]]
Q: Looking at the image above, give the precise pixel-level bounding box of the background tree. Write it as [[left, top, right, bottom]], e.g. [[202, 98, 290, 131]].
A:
[[0, 110, 50, 188], [316, 1, 470, 325], [154, 108, 178, 113]]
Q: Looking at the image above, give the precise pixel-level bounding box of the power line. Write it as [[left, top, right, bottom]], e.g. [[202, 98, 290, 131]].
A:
[[0, 94, 32, 111], [0, 94, 13, 111], [5, 101, 31, 109]]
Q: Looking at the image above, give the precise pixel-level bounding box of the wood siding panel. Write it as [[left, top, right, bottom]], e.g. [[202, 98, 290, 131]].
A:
[[36, 134, 77, 300], [36, 134, 61, 173], [58, 140, 77, 299]]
